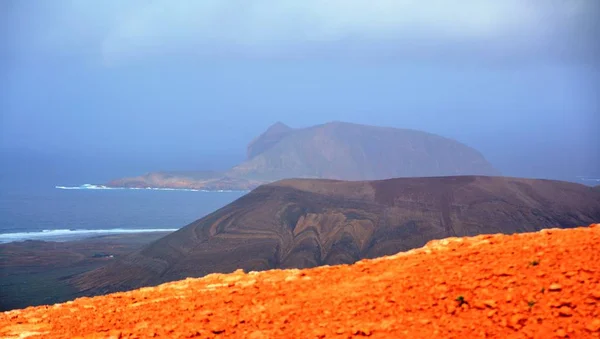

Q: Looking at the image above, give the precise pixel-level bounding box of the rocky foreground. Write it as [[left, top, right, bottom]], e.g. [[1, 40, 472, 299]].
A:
[[2, 225, 600, 338]]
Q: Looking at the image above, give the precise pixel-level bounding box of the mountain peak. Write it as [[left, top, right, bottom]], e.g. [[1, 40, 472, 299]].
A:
[[266, 121, 292, 133], [246, 122, 294, 160]]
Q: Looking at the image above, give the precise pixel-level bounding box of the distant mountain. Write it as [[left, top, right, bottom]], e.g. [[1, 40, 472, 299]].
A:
[[106, 122, 499, 189], [74, 175, 600, 295], [229, 121, 498, 181]]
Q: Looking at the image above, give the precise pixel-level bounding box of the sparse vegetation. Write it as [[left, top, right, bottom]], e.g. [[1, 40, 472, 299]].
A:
[[528, 300, 536, 308], [455, 295, 467, 306], [529, 260, 540, 266]]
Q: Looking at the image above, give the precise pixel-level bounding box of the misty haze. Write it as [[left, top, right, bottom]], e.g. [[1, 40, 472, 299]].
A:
[[1, 1, 599, 337]]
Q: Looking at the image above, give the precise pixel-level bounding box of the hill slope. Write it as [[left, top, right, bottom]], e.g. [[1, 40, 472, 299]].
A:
[[74, 176, 600, 295], [106, 121, 499, 189], [3, 225, 600, 338]]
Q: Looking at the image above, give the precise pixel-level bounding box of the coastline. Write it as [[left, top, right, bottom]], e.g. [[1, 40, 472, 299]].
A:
[[0, 228, 179, 244], [55, 184, 250, 193], [0, 231, 172, 311]]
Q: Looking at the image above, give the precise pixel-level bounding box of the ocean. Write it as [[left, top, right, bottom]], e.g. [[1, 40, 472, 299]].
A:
[[0, 185, 246, 243]]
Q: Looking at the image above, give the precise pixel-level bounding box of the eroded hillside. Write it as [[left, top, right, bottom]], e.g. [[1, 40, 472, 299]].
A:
[[2, 224, 599, 338], [73, 176, 600, 296]]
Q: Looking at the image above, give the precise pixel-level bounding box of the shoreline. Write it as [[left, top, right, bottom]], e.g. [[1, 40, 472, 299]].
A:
[[0, 228, 178, 244], [0, 231, 172, 311], [55, 184, 251, 193]]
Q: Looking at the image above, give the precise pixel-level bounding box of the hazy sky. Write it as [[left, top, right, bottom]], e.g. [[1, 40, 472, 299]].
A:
[[1, 0, 599, 182]]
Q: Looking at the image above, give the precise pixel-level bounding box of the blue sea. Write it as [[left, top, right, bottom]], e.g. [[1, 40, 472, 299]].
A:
[[0, 185, 246, 243]]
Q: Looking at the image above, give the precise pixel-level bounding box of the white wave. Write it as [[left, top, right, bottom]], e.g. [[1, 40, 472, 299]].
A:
[[56, 184, 121, 190], [0, 228, 178, 243], [55, 184, 248, 192]]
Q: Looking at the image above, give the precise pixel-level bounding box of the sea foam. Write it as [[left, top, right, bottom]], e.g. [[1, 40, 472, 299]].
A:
[[0, 228, 178, 243], [55, 184, 246, 193]]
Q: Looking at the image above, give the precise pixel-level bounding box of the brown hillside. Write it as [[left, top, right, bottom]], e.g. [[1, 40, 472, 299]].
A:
[[2, 225, 600, 338], [74, 176, 600, 296]]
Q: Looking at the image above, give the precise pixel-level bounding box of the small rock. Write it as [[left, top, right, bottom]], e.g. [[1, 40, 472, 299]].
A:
[[508, 314, 527, 329], [313, 328, 326, 338], [558, 306, 573, 317], [248, 330, 265, 339], [522, 328, 535, 339], [586, 319, 600, 332], [555, 329, 567, 337], [549, 284, 562, 292], [473, 301, 486, 310], [559, 299, 573, 307], [353, 328, 372, 336], [483, 300, 497, 308]]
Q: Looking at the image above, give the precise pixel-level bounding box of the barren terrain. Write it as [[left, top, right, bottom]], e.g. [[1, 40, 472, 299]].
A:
[[2, 224, 599, 338]]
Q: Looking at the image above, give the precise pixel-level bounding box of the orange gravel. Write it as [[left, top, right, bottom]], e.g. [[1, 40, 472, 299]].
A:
[[2, 225, 600, 339]]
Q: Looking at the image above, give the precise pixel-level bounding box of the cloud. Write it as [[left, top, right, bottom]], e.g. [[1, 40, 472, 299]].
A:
[[6, 0, 600, 66]]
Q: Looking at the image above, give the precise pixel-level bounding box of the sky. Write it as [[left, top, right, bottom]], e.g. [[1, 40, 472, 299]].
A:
[[1, 0, 599, 184]]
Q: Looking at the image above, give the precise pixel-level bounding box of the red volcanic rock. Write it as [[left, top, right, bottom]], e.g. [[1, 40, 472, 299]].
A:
[[1, 224, 599, 338]]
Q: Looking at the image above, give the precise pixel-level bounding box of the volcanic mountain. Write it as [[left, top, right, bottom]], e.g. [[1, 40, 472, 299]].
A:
[[106, 121, 499, 189], [74, 175, 600, 296]]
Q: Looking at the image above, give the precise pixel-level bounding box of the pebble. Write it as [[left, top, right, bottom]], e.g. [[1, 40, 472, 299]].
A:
[[558, 306, 573, 317], [549, 284, 562, 291], [586, 319, 600, 332]]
